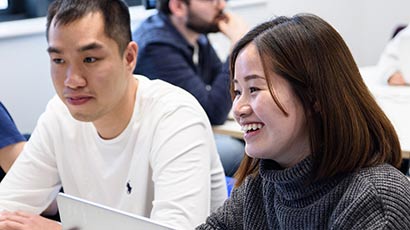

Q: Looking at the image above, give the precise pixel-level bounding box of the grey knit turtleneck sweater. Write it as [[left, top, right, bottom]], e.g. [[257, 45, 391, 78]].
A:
[[196, 157, 410, 230]]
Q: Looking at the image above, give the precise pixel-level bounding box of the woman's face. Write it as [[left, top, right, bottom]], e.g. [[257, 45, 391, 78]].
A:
[[232, 43, 311, 168]]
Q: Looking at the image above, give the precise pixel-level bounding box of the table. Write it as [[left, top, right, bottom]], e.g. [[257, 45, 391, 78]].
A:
[[361, 66, 410, 156], [212, 119, 243, 140], [367, 85, 410, 153], [403, 151, 410, 159]]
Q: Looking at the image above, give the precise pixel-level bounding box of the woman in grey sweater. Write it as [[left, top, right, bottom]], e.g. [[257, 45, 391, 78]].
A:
[[197, 14, 410, 230]]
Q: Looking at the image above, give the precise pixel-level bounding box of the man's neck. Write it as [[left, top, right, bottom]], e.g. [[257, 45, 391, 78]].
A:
[[170, 15, 200, 47], [93, 77, 138, 140]]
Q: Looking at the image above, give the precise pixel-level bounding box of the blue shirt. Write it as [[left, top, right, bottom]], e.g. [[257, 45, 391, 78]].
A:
[[0, 102, 25, 180], [133, 12, 232, 125]]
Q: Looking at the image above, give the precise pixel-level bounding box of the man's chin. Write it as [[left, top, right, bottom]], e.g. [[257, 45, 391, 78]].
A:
[[69, 111, 95, 122], [207, 26, 220, 34], [187, 23, 219, 34]]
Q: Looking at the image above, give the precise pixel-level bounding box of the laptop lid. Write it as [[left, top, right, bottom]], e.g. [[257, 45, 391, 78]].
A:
[[398, 35, 410, 83], [56, 193, 176, 230]]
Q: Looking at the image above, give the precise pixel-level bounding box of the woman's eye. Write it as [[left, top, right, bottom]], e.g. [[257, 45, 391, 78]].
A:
[[233, 90, 241, 96], [250, 87, 259, 93], [84, 57, 97, 63]]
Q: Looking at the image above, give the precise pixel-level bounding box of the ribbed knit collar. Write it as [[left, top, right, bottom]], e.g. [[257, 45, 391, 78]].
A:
[[259, 156, 345, 207]]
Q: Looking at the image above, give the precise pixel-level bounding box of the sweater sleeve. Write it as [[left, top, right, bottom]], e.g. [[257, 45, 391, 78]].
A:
[[196, 177, 251, 230], [376, 26, 410, 84], [330, 167, 410, 229], [377, 35, 401, 84], [135, 43, 232, 125], [148, 100, 226, 230], [0, 98, 61, 213]]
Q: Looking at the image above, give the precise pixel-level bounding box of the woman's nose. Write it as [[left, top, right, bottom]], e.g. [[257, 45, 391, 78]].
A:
[[233, 98, 251, 119]]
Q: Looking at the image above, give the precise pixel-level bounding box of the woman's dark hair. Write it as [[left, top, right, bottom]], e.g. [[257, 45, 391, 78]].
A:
[[231, 14, 402, 186]]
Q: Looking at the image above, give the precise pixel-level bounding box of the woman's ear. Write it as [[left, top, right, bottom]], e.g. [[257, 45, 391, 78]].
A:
[[169, 0, 188, 17]]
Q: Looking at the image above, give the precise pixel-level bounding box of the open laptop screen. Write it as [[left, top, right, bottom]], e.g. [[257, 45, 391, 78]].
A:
[[56, 193, 175, 230]]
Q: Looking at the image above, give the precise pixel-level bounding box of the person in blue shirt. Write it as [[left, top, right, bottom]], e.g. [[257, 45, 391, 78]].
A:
[[0, 102, 60, 221], [0, 102, 26, 182], [133, 0, 248, 176]]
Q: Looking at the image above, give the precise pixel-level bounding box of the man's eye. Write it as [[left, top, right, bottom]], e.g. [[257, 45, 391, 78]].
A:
[[53, 58, 65, 64], [84, 57, 97, 63]]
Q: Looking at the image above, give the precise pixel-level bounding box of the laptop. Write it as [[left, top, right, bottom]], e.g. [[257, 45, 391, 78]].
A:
[[398, 36, 410, 84], [56, 193, 176, 230]]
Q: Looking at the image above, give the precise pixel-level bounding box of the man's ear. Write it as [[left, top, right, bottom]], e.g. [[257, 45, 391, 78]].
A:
[[124, 41, 138, 72], [169, 0, 188, 17]]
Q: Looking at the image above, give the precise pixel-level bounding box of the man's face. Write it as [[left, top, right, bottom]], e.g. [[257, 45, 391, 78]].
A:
[[185, 0, 226, 34], [47, 12, 131, 123]]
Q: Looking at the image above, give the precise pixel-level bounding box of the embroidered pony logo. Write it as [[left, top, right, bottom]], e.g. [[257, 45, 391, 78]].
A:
[[126, 180, 132, 194]]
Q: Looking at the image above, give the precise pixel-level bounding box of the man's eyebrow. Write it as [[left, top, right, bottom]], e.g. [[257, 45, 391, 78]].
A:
[[47, 46, 61, 54], [78, 42, 104, 52], [46, 42, 104, 54]]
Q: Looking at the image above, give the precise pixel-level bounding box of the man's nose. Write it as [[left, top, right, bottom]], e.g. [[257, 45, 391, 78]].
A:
[[64, 65, 86, 89]]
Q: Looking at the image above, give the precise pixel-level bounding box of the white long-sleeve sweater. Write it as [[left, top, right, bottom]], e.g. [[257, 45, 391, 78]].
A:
[[377, 25, 410, 84], [0, 75, 227, 230]]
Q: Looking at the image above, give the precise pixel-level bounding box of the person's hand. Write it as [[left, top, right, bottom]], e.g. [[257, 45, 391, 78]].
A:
[[388, 71, 407, 86], [218, 12, 248, 46], [0, 211, 62, 230]]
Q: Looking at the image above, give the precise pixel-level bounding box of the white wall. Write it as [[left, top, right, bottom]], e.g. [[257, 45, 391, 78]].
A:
[[215, 0, 410, 66], [1, 0, 410, 134], [264, 0, 410, 66], [0, 28, 53, 134]]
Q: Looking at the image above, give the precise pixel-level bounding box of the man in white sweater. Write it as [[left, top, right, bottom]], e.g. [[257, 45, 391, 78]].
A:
[[0, 0, 227, 229], [377, 25, 410, 85]]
